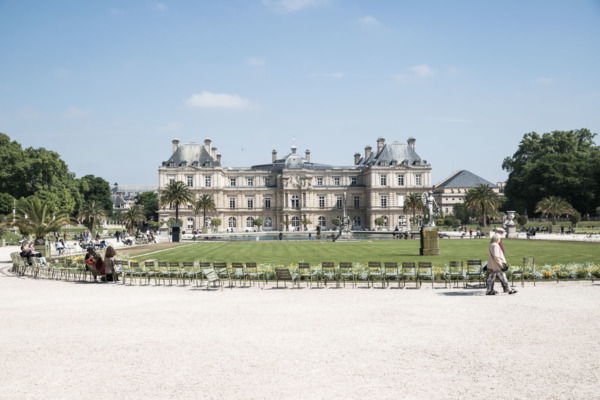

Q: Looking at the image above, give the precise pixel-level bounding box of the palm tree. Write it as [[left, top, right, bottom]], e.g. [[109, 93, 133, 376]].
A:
[[6, 196, 75, 244], [535, 196, 575, 225], [121, 205, 147, 230], [464, 184, 500, 228], [300, 217, 311, 231], [194, 194, 217, 228], [159, 181, 194, 223], [405, 192, 424, 223], [79, 200, 108, 238]]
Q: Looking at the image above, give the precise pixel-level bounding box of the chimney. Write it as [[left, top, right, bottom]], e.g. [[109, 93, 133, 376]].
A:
[[172, 138, 180, 153], [408, 137, 416, 151], [354, 152, 361, 165], [365, 146, 372, 161], [211, 147, 217, 159], [216, 154, 222, 164], [204, 138, 212, 153], [272, 150, 277, 163], [377, 137, 385, 154], [305, 150, 311, 163]]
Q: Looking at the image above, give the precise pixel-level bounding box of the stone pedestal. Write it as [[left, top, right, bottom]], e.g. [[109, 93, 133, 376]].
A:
[[506, 210, 518, 239], [159, 223, 170, 241], [420, 227, 440, 256]]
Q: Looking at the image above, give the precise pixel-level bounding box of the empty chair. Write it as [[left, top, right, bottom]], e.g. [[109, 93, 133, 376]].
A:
[[367, 262, 384, 288], [298, 262, 318, 288], [512, 257, 535, 287], [195, 262, 211, 287], [339, 262, 355, 288], [157, 262, 172, 285], [214, 262, 231, 287], [201, 266, 223, 290], [445, 261, 464, 288], [245, 263, 264, 287], [401, 262, 417, 288], [384, 262, 399, 288], [182, 262, 196, 286], [231, 262, 246, 287], [274, 267, 298, 288], [144, 261, 161, 285], [417, 262, 434, 288], [465, 259, 484, 288], [321, 262, 337, 287], [169, 262, 185, 285]]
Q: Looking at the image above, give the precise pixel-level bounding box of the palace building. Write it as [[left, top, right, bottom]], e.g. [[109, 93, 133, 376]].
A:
[[158, 137, 432, 232]]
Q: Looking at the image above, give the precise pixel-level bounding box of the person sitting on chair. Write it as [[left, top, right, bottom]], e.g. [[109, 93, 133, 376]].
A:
[[55, 239, 66, 255]]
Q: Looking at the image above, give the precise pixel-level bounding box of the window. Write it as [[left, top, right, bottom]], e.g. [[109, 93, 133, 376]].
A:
[[336, 196, 343, 209], [168, 176, 175, 184], [247, 178, 254, 187], [291, 216, 300, 229], [265, 177, 271, 187], [246, 217, 254, 228], [265, 197, 271, 209], [334, 177, 340, 186], [381, 195, 387, 208], [247, 198, 253, 209], [230, 178, 236, 187], [228, 217, 237, 228], [397, 195, 404, 208], [229, 198, 236, 209], [187, 218, 194, 229], [318, 216, 326, 227], [382, 216, 388, 227], [380, 174, 387, 186], [187, 176, 193, 187], [205, 176, 211, 187], [351, 177, 357, 186], [398, 174, 404, 186], [354, 196, 360, 208], [416, 174, 422, 186], [319, 196, 325, 209], [264, 217, 272, 228], [353, 216, 361, 227], [317, 177, 323, 186], [291, 195, 299, 209]]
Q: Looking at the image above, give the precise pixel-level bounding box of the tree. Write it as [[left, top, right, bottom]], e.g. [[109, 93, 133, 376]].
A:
[[194, 194, 216, 228], [210, 218, 222, 231], [135, 191, 159, 221], [452, 203, 472, 224], [374, 217, 385, 229], [121, 205, 147, 230], [502, 129, 600, 215], [0, 192, 15, 216], [79, 200, 108, 237], [282, 217, 290, 231], [159, 181, 194, 223], [516, 215, 528, 227], [253, 218, 263, 231], [464, 184, 500, 228], [4, 196, 75, 244], [331, 218, 341, 228], [78, 175, 112, 217], [405, 193, 424, 223], [535, 196, 574, 225], [300, 217, 311, 230]]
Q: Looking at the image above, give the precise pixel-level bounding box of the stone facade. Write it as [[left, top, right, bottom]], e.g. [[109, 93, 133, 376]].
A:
[[158, 137, 432, 232], [433, 170, 500, 215]]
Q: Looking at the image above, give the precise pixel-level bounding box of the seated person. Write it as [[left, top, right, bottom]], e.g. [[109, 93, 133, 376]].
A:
[[55, 239, 66, 255], [122, 237, 133, 246], [25, 243, 47, 265], [84, 247, 96, 271], [90, 253, 105, 283]]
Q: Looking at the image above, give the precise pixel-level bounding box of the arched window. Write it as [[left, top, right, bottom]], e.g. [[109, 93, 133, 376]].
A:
[[187, 218, 194, 229], [353, 216, 361, 228], [318, 216, 326, 227], [228, 217, 237, 227], [246, 217, 254, 228], [264, 217, 272, 228], [291, 195, 299, 209], [291, 216, 300, 229]]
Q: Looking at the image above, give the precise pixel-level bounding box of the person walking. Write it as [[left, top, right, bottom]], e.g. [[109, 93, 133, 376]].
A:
[[486, 228, 517, 295]]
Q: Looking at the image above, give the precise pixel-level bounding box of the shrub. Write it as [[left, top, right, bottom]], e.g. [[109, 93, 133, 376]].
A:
[[575, 269, 588, 279], [516, 215, 528, 227]]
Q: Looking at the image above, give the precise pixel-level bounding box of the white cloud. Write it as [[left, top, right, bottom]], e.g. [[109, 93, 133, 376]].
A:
[[186, 91, 252, 109], [62, 107, 91, 120], [154, 3, 167, 11], [393, 64, 436, 81], [358, 15, 380, 27], [534, 76, 554, 85], [262, 0, 325, 12], [157, 121, 181, 132], [247, 57, 266, 67]]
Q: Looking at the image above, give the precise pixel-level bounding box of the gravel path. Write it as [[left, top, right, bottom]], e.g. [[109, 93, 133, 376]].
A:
[[1, 248, 600, 399]]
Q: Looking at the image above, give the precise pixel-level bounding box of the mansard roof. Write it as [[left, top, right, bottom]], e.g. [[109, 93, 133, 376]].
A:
[[434, 170, 496, 188], [162, 143, 220, 167], [359, 141, 428, 167]]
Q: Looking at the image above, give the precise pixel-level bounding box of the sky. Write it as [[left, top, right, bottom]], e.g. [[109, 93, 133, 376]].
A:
[[1, 0, 599, 187]]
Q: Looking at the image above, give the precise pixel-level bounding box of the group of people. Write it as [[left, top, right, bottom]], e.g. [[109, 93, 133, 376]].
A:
[[19, 242, 48, 266], [84, 246, 120, 283]]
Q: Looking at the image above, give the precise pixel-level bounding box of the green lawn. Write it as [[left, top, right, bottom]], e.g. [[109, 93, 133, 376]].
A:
[[127, 239, 600, 267]]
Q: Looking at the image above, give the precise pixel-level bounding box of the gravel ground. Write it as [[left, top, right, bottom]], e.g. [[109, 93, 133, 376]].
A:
[[1, 248, 599, 400]]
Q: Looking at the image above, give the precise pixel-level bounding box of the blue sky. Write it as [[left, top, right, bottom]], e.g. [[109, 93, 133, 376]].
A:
[[1, 0, 599, 187]]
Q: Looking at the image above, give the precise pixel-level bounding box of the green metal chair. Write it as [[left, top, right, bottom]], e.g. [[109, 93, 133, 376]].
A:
[[298, 262, 318, 288], [465, 259, 484, 288], [214, 262, 232, 287], [417, 262, 434, 289], [367, 262, 384, 288], [245, 262, 264, 287], [339, 262, 355, 288], [384, 262, 400, 288], [231, 262, 246, 287], [445, 261, 464, 288], [321, 262, 337, 287], [401, 262, 417, 288], [274, 267, 298, 288], [512, 257, 535, 287]]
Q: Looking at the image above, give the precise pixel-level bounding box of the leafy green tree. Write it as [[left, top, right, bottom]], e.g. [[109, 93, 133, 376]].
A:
[[159, 181, 194, 223], [569, 210, 581, 227], [79, 175, 112, 217], [135, 191, 159, 221], [4, 196, 75, 244], [374, 217, 385, 229], [502, 129, 600, 215], [464, 184, 500, 228], [452, 203, 472, 224], [194, 194, 217, 227], [0, 193, 15, 215], [535, 196, 574, 225], [300, 217, 311, 230], [79, 200, 108, 237], [210, 218, 222, 231], [331, 218, 342, 228], [253, 218, 263, 231], [405, 193, 424, 221], [516, 215, 528, 227], [121, 205, 147, 230]]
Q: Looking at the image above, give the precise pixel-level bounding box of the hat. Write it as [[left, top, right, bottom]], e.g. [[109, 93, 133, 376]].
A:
[[494, 227, 505, 233]]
